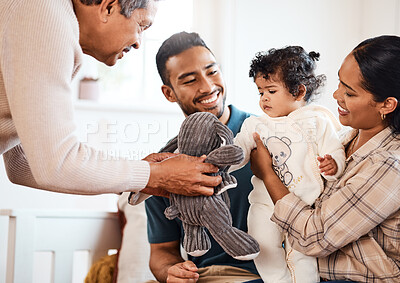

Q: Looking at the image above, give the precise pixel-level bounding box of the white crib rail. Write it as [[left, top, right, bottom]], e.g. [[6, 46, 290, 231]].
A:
[[0, 209, 121, 283]]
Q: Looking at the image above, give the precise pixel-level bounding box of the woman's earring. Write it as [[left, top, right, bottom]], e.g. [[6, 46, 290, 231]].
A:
[[381, 113, 386, 120]]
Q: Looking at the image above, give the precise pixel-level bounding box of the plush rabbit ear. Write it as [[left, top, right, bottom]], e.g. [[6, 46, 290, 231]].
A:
[[215, 122, 234, 145]]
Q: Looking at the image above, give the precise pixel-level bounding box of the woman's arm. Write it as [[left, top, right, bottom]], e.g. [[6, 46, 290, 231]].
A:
[[250, 133, 289, 203], [252, 131, 400, 257]]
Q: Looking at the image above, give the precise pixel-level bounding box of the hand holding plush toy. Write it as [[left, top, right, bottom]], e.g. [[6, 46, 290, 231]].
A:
[[161, 112, 260, 260]]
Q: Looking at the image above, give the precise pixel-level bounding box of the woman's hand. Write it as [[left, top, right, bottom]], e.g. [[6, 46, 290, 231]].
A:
[[250, 132, 275, 180], [250, 132, 289, 203]]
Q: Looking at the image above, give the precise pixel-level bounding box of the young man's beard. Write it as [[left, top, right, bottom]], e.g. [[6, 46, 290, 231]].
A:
[[179, 92, 227, 118]]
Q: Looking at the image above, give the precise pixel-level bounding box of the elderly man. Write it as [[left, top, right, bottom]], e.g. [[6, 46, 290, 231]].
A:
[[0, 1, 220, 197]]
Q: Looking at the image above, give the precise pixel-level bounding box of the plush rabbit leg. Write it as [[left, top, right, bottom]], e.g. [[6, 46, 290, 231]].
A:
[[164, 205, 180, 220], [201, 195, 260, 260], [164, 196, 180, 220], [183, 222, 211, 257], [220, 190, 231, 209]]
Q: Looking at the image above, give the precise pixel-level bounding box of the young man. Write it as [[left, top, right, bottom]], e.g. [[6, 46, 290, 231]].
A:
[[145, 32, 261, 283]]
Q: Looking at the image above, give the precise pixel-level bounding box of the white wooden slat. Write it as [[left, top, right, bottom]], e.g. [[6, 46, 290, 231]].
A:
[[0, 209, 121, 283]]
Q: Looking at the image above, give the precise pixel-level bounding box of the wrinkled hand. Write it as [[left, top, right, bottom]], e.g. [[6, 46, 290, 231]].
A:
[[147, 154, 221, 196], [143, 152, 178, 163], [250, 133, 274, 180], [167, 261, 199, 283], [317, 154, 338, 176], [140, 187, 170, 198], [140, 153, 180, 198]]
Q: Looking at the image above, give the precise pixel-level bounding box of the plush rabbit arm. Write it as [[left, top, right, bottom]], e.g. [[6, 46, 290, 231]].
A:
[[205, 145, 244, 167], [159, 136, 178, 153]]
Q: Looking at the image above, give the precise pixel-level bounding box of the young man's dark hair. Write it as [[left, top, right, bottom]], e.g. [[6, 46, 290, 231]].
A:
[[156, 31, 213, 87]]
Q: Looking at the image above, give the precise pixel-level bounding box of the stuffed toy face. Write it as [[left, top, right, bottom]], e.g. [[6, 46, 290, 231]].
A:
[[178, 112, 234, 157]]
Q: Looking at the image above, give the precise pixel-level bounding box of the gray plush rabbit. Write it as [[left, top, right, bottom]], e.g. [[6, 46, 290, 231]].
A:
[[160, 112, 260, 260]]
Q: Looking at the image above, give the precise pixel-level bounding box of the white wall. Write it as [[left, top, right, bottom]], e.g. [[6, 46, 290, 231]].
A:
[[1, 0, 399, 212], [360, 0, 400, 38], [193, 0, 400, 116], [0, 105, 183, 211]]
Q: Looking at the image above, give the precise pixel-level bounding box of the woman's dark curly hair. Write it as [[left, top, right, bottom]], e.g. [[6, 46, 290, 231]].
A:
[[249, 46, 326, 102]]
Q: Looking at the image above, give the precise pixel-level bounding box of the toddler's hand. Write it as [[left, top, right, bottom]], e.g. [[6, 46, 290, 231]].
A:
[[317, 154, 338, 176]]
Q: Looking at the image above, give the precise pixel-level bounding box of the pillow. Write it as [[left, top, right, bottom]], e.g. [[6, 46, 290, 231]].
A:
[[115, 192, 155, 283]]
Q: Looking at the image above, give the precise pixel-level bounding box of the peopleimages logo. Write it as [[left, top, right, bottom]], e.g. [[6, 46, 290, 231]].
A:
[[82, 120, 173, 144], [254, 120, 318, 144], [80, 119, 178, 161], [82, 148, 156, 161]]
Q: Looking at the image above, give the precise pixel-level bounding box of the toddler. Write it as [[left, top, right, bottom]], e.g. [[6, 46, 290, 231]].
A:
[[231, 46, 346, 283]]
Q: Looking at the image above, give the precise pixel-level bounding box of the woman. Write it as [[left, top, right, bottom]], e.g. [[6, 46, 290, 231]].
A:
[[0, 0, 220, 197], [250, 35, 400, 282]]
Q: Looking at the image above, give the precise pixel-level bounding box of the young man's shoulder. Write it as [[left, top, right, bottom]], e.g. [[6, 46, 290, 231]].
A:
[[228, 105, 254, 135], [229, 105, 253, 120]]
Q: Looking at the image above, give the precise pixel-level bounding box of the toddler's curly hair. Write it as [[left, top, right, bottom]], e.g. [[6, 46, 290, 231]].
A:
[[249, 46, 326, 102]]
